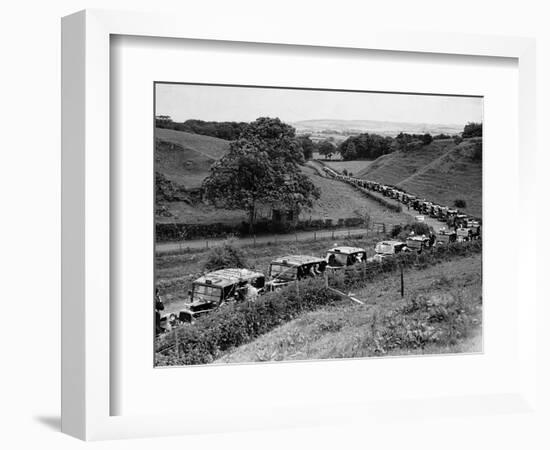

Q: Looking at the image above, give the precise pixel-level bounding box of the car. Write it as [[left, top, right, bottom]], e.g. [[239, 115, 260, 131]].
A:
[[266, 255, 327, 290], [326, 246, 367, 269], [415, 215, 425, 223], [421, 201, 433, 215], [454, 214, 469, 228], [405, 235, 431, 253], [466, 220, 481, 238], [436, 228, 457, 245], [177, 268, 266, 322], [368, 240, 408, 262]]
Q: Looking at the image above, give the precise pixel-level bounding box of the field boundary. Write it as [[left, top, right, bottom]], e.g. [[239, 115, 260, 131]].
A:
[[155, 224, 392, 255]]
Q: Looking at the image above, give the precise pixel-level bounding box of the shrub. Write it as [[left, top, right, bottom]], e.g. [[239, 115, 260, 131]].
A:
[[454, 199, 467, 208], [472, 141, 482, 161], [391, 222, 431, 241], [203, 241, 248, 271], [155, 281, 341, 365], [421, 133, 433, 145], [462, 122, 482, 138]]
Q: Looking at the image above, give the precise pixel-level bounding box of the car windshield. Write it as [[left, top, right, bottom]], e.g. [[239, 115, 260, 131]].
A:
[[375, 243, 394, 255], [270, 264, 297, 281], [192, 284, 222, 303], [326, 252, 348, 267]]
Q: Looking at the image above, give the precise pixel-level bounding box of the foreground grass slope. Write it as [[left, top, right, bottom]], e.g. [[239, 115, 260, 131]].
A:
[[357, 139, 482, 217], [218, 255, 482, 363]]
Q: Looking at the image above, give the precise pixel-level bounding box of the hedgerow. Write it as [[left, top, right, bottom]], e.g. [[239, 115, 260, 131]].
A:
[[328, 240, 482, 290], [155, 280, 341, 366], [357, 188, 402, 213]]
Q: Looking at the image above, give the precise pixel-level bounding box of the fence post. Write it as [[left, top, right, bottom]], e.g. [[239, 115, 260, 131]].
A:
[[400, 265, 404, 298], [324, 270, 329, 288], [206, 240, 209, 249], [332, 230, 335, 240], [295, 232, 298, 242], [253, 235, 256, 247], [175, 328, 180, 357], [314, 231, 317, 241]]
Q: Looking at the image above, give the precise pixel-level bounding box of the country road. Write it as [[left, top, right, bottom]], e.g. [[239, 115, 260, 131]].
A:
[[156, 227, 372, 254], [156, 166, 449, 255]]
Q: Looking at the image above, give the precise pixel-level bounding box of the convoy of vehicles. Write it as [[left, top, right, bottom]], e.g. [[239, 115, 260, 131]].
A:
[[177, 268, 265, 323], [405, 235, 431, 253], [266, 255, 327, 290], [326, 246, 367, 269], [436, 228, 457, 245], [368, 240, 408, 262], [157, 169, 482, 332]]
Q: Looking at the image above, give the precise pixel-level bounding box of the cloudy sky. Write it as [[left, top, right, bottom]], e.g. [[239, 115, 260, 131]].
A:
[[155, 83, 483, 126]]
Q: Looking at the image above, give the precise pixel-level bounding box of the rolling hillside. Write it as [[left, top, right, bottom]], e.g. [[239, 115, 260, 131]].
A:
[[155, 128, 230, 189], [357, 138, 482, 217], [155, 128, 412, 226]]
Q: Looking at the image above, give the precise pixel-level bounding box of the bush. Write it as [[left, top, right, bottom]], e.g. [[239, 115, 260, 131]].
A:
[[463, 122, 482, 138], [454, 199, 467, 208], [155, 281, 341, 365], [328, 240, 482, 291], [390, 222, 431, 240], [203, 241, 248, 271], [472, 141, 482, 161], [358, 188, 402, 213], [421, 133, 433, 145]]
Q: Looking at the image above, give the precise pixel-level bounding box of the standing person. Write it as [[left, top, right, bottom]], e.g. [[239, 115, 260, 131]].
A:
[[155, 288, 165, 335], [245, 283, 259, 302]]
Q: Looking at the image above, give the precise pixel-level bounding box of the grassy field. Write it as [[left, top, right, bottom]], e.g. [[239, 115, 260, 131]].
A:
[[357, 138, 482, 217], [217, 254, 482, 363], [155, 128, 230, 189], [155, 128, 412, 225], [321, 159, 375, 175]]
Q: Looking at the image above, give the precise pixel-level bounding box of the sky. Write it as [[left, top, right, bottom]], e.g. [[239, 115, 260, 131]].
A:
[[155, 83, 483, 126]]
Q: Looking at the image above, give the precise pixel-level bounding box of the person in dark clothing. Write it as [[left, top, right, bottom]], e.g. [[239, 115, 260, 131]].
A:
[[155, 288, 165, 335]]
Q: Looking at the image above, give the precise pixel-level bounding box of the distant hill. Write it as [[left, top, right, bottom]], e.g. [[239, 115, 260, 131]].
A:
[[292, 119, 464, 137], [155, 128, 230, 189], [357, 138, 482, 217]]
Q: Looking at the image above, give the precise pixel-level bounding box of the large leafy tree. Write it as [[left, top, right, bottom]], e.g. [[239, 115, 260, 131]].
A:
[[202, 118, 320, 232], [318, 140, 336, 159]]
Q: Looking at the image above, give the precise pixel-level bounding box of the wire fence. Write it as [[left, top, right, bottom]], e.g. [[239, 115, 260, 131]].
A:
[[156, 222, 390, 255]]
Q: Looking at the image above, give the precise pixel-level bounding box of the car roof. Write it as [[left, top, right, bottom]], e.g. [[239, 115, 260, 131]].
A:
[[377, 240, 405, 246], [407, 235, 429, 241], [194, 268, 264, 287], [271, 255, 326, 266], [327, 246, 365, 254]]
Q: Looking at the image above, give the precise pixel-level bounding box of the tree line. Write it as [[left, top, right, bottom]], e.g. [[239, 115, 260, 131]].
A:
[[317, 122, 482, 161], [156, 116, 248, 141]]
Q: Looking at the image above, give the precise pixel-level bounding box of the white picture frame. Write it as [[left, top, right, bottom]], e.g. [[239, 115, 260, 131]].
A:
[[61, 9, 537, 441]]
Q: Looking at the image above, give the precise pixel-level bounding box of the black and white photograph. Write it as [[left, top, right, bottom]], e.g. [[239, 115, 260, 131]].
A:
[[154, 83, 483, 366]]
